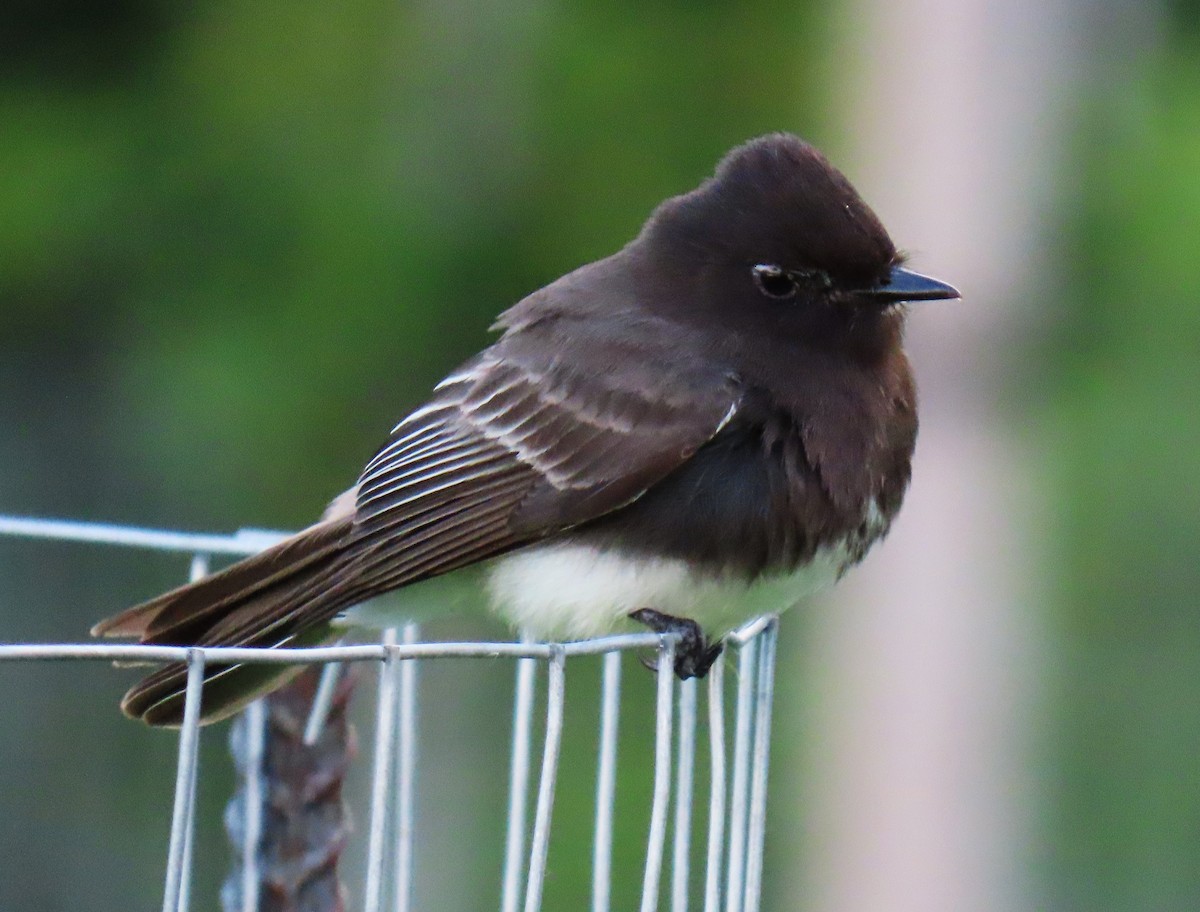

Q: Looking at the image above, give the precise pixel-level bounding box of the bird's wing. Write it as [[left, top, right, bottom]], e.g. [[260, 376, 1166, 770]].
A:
[[160, 310, 739, 657], [346, 309, 741, 593], [109, 310, 741, 725]]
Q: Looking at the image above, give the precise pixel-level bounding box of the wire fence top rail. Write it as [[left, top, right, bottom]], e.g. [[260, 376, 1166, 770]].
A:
[[0, 513, 289, 556], [0, 634, 673, 664]]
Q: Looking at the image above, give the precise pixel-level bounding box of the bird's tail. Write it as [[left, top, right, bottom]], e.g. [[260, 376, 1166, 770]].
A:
[[93, 516, 358, 727]]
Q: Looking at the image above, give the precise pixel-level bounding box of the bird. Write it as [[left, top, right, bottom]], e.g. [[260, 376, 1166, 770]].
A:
[[93, 133, 960, 727]]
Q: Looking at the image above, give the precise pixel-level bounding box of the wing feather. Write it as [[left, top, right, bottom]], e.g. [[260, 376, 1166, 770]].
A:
[[344, 312, 740, 600]]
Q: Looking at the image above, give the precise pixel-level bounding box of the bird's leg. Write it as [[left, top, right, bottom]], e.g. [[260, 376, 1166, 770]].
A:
[[628, 608, 723, 679]]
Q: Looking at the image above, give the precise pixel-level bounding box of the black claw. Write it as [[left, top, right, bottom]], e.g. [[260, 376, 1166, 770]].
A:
[[628, 609, 724, 680]]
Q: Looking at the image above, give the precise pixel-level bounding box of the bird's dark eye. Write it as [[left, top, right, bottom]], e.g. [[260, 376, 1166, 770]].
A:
[[751, 264, 798, 299]]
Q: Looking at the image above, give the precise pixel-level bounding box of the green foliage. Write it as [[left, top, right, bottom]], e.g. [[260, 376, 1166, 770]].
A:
[[1043, 42, 1200, 911]]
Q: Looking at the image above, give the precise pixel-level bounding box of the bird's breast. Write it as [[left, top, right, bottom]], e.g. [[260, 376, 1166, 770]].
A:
[[485, 538, 857, 641], [485, 392, 904, 640], [561, 411, 893, 580]]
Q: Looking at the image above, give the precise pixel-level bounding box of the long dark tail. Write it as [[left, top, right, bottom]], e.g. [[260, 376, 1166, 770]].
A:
[[93, 517, 357, 727]]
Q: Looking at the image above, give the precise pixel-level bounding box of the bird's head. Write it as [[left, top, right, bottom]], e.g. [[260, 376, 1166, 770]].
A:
[[641, 134, 959, 354]]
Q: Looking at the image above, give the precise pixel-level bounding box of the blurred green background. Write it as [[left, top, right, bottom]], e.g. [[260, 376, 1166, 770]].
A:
[[0, 0, 1196, 910]]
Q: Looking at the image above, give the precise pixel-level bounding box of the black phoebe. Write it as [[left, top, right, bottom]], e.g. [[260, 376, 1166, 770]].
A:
[[94, 134, 959, 726]]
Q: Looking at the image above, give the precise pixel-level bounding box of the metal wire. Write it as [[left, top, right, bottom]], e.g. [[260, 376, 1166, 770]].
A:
[[741, 622, 778, 912], [0, 514, 782, 912], [640, 637, 678, 912], [724, 637, 759, 912], [364, 629, 402, 912], [302, 657, 344, 746], [523, 646, 567, 912], [237, 699, 267, 912], [176, 554, 210, 912], [163, 650, 207, 912], [501, 632, 538, 912], [393, 622, 420, 912], [672, 677, 699, 912], [0, 514, 287, 555], [703, 659, 728, 912], [591, 651, 622, 912]]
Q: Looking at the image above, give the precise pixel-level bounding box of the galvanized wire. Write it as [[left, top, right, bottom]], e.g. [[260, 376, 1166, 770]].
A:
[[703, 658, 728, 912], [302, 655, 344, 746], [591, 651, 622, 912], [523, 646, 567, 912], [724, 636, 759, 912], [501, 632, 539, 912], [0, 514, 781, 912], [234, 699, 266, 912], [177, 554, 210, 912], [742, 622, 779, 912], [364, 628, 402, 912], [672, 678, 699, 912], [393, 622, 420, 912], [640, 637, 678, 912], [163, 650, 207, 912]]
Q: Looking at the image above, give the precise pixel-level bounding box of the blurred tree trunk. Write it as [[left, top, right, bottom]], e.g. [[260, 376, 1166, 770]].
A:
[[787, 1, 1079, 910], [225, 667, 359, 912]]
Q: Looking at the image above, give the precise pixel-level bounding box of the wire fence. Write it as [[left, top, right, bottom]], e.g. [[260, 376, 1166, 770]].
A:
[[0, 514, 779, 912]]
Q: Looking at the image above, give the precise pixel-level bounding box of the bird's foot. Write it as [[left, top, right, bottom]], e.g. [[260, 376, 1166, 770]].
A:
[[628, 608, 723, 679]]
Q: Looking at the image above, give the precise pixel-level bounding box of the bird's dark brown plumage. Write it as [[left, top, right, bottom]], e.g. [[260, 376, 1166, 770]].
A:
[[94, 133, 957, 726]]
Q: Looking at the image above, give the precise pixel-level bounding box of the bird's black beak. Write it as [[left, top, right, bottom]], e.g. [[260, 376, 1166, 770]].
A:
[[854, 266, 960, 304]]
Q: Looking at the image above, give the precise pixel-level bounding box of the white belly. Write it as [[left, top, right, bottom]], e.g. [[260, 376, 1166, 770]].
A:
[[485, 540, 853, 641]]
